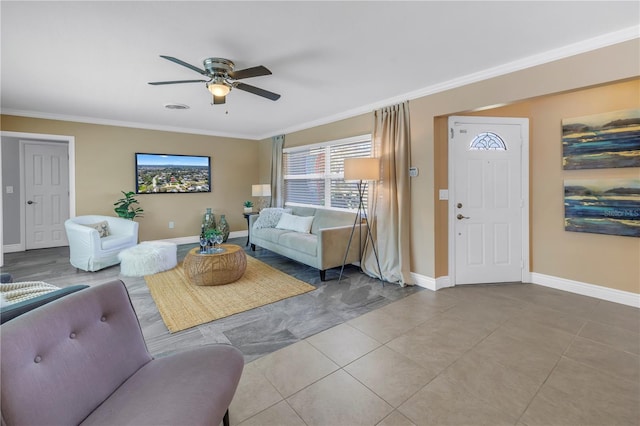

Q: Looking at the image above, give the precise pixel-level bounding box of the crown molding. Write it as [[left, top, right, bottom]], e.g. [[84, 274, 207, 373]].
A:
[[3, 26, 637, 141], [0, 109, 260, 141], [269, 26, 639, 139]]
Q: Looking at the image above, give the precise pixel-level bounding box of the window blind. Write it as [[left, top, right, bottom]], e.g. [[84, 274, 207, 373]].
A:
[[283, 135, 372, 210]]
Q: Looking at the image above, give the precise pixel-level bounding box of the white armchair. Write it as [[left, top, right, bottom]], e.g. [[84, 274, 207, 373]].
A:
[[64, 215, 139, 272]]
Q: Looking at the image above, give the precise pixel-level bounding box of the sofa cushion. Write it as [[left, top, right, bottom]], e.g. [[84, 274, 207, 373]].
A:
[[253, 208, 292, 229], [101, 234, 136, 250], [276, 212, 314, 233], [252, 227, 292, 244], [278, 232, 317, 256], [80, 345, 244, 426]]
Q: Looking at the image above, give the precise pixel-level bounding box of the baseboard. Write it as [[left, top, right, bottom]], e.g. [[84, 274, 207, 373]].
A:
[[531, 272, 639, 308], [409, 272, 453, 291], [411, 271, 638, 308], [3, 243, 24, 253], [410, 272, 434, 290]]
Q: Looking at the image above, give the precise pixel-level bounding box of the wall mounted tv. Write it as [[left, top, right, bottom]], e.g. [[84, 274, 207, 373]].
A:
[[135, 153, 211, 194]]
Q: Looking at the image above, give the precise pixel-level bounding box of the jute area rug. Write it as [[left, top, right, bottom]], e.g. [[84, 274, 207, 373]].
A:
[[144, 255, 315, 333]]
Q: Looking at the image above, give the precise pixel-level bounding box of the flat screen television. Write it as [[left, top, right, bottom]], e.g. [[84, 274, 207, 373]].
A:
[[135, 153, 211, 194]]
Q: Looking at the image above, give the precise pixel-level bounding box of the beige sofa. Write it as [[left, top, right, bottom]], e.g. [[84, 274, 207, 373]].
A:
[[249, 207, 364, 281]]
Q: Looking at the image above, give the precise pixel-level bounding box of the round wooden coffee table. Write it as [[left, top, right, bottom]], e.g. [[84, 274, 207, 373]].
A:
[[183, 244, 247, 286]]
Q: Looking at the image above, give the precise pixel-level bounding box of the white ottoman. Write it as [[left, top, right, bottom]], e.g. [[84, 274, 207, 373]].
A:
[[118, 241, 177, 277]]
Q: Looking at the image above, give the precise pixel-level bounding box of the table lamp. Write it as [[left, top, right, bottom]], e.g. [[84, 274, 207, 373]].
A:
[[252, 184, 271, 211]]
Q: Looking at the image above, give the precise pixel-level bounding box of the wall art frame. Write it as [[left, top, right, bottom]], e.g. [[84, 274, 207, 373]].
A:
[[562, 108, 640, 170], [564, 178, 640, 237]]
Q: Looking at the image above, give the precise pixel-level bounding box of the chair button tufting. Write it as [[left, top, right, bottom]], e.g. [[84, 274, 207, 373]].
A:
[[70, 332, 77, 339], [34, 356, 42, 363], [100, 316, 107, 322]]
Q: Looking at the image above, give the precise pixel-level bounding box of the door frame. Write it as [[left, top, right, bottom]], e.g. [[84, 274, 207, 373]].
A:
[[0, 131, 75, 254], [447, 116, 530, 286]]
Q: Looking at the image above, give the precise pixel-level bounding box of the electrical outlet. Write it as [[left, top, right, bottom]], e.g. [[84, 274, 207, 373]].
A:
[[168, 221, 174, 229]]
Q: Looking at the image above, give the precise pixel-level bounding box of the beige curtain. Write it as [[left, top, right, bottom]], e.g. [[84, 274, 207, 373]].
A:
[[270, 135, 284, 207], [362, 101, 413, 286]]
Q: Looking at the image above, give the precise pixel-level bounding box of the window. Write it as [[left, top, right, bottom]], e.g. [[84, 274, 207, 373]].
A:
[[469, 132, 507, 151], [283, 135, 372, 210]]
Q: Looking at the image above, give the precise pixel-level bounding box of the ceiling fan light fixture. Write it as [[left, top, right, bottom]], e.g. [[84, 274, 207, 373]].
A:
[[207, 82, 230, 97]]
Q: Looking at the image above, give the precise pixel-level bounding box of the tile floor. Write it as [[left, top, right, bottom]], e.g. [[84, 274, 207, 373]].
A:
[[3, 243, 639, 425], [229, 283, 639, 426]]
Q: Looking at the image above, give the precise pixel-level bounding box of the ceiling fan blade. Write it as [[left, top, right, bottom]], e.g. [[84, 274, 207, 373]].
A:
[[159, 55, 208, 76], [148, 79, 208, 85], [235, 82, 281, 101], [230, 65, 272, 80], [213, 95, 226, 105]]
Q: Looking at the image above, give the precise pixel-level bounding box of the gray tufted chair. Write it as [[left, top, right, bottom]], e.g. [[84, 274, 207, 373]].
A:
[[0, 280, 244, 425]]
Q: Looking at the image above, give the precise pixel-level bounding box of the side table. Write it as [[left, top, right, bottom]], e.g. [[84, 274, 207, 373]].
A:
[[243, 212, 258, 246]]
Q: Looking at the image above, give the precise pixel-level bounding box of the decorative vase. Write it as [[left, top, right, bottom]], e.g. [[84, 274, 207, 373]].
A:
[[202, 208, 217, 235], [243, 207, 253, 214], [218, 214, 230, 242]]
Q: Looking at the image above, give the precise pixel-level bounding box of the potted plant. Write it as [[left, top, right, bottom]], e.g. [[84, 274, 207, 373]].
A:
[[243, 201, 254, 213], [114, 191, 144, 220]]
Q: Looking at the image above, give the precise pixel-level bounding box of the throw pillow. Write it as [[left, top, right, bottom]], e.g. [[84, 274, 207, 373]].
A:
[[83, 221, 110, 238], [0, 281, 60, 305], [253, 208, 292, 230], [276, 212, 314, 233]]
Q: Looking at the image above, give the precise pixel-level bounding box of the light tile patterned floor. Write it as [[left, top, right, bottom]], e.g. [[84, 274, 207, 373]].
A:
[[230, 285, 640, 426]]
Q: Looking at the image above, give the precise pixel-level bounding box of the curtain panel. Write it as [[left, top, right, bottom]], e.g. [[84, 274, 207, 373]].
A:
[[270, 135, 285, 207], [362, 101, 413, 286]]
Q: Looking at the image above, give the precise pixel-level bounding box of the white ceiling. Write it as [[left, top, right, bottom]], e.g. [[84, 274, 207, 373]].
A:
[[2, 1, 638, 140]]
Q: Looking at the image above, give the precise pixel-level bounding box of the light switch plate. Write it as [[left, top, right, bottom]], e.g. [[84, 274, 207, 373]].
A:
[[439, 189, 449, 200], [6, 186, 13, 194], [409, 167, 418, 177]]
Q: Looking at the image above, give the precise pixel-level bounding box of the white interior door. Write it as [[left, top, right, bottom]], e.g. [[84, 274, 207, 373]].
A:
[[449, 117, 528, 285], [24, 141, 69, 249]]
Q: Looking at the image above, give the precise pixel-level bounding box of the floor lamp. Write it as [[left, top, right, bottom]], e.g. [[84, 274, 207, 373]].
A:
[[252, 184, 271, 211], [338, 158, 383, 283]]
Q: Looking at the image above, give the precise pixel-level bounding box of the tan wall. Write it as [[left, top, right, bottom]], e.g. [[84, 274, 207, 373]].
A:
[[0, 116, 259, 242], [433, 79, 640, 293], [3, 39, 638, 294], [530, 80, 639, 292], [271, 39, 640, 294]]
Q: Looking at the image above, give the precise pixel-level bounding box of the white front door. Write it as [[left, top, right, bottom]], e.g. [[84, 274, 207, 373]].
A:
[[448, 117, 528, 285], [24, 141, 69, 249]]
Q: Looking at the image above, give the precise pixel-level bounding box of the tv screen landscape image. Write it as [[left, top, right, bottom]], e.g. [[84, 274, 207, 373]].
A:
[[135, 153, 211, 194]]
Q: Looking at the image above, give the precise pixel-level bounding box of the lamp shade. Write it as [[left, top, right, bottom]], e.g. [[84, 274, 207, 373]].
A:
[[344, 158, 380, 181], [252, 184, 271, 197], [207, 82, 231, 97]]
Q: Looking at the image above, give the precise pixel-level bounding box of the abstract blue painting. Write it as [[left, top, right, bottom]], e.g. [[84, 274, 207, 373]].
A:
[[562, 109, 640, 170], [564, 178, 640, 237]]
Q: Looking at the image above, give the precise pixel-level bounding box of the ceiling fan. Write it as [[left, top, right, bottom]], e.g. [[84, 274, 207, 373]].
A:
[[148, 55, 281, 105]]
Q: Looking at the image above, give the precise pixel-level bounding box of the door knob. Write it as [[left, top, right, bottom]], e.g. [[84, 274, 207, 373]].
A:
[[457, 214, 470, 220], [27, 200, 36, 205]]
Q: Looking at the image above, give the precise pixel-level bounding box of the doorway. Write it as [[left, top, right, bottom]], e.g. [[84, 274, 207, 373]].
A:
[[0, 131, 75, 256], [448, 116, 529, 285], [23, 141, 70, 249]]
